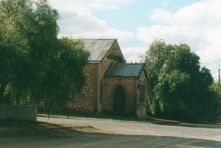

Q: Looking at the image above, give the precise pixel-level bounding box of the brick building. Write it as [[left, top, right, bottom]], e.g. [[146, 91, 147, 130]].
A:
[[66, 39, 148, 118]]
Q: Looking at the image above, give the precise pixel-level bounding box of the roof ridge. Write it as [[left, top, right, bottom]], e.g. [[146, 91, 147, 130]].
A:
[[113, 63, 144, 65]]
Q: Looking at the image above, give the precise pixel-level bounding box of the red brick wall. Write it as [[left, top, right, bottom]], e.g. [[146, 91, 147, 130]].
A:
[[100, 57, 113, 77], [65, 53, 120, 113], [138, 70, 148, 104], [97, 57, 115, 111], [136, 70, 148, 118], [66, 63, 99, 112], [102, 77, 138, 115], [65, 41, 129, 114], [97, 43, 125, 111], [102, 70, 148, 117]]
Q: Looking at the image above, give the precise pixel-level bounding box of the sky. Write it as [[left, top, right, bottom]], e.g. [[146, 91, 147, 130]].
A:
[[48, 0, 221, 79]]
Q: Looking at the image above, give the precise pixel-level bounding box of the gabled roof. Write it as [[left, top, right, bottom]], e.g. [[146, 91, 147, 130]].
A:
[[104, 63, 144, 77], [79, 39, 116, 61]]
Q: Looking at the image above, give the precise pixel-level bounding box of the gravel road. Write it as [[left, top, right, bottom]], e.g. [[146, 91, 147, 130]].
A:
[[38, 116, 221, 142], [1, 116, 221, 148]]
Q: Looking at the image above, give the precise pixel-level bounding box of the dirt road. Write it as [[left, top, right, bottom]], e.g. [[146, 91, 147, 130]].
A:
[[38, 116, 221, 142], [1, 116, 221, 148]]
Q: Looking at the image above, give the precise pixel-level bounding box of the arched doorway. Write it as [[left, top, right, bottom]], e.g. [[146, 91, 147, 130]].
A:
[[113, 85, 126, 115]]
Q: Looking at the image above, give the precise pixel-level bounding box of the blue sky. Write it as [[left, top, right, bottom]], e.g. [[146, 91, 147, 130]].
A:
[[93, 0, 199, 33], [49, 0, 221, 79], [91, 0, 202, 48]]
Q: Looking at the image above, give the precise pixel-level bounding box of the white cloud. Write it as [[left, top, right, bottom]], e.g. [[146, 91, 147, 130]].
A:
[[48, 0, 134, 43], [149, 9, 173, 24], [122, 46, 147, 63], [49, 0, 134, 10], [161, 0, 169, 7], [137, 0, 221, 78]]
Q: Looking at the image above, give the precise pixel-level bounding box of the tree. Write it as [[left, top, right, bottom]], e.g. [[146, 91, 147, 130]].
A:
[[146, 40, 220, 122], [145, 40, 172, 114], [34, 38, 89, 111], [0, 0, 89, 110]]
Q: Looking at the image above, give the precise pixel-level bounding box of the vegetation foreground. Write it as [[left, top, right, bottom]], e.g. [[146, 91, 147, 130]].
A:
[[145, 41, 221, 122]]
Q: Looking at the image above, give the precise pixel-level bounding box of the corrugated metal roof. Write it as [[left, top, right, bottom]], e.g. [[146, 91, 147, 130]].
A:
[[79, 39, 116, 61], [105, 63, 144, 77]]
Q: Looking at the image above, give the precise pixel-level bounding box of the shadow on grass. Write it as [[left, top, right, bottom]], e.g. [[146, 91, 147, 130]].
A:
[[0, 119, 84, 139], [0, 119, 221, 148]]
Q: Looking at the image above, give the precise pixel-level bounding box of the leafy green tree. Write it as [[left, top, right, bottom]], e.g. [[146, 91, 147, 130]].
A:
[[0, 0, 89, 110], [35, 38, 89, 111], [146, 40, 220, 122], [0, 0, 30, 104], [208, 83, 221, 121], [145, 40, 175, 115]]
